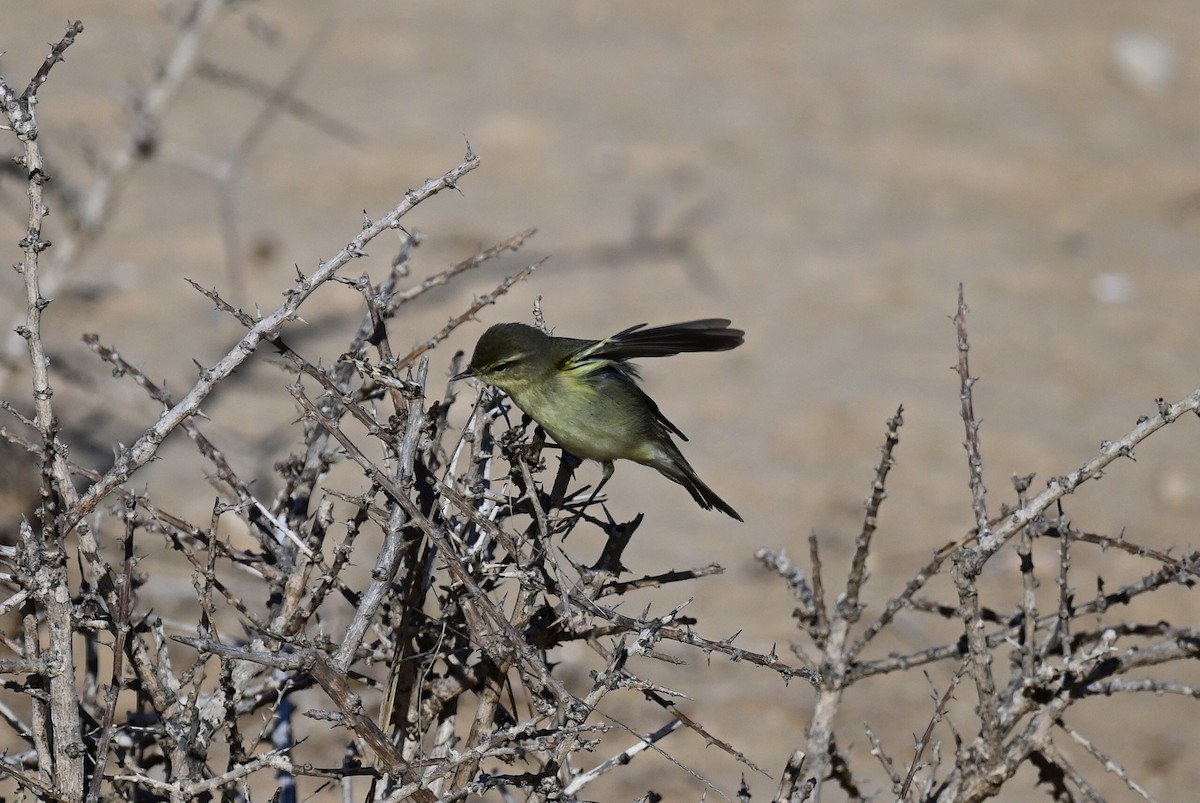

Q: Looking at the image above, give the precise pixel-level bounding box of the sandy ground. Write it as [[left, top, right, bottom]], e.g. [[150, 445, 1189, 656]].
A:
[[3, 2, 1200, 800]]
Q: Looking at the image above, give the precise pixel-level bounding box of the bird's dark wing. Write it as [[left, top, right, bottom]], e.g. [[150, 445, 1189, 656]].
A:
[[634, 380, 689, 441], [557, 319, 742, 438], [578, 319, 744, 363]]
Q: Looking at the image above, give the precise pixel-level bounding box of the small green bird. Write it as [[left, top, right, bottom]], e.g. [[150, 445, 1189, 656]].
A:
[[455, 319, 743, 521]]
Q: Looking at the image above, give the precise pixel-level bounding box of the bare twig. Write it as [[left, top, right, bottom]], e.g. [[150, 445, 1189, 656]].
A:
[[67, 152, 481, 525]]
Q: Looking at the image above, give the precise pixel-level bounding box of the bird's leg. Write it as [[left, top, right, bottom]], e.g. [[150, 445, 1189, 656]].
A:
[[559, 460, 615, 537], [592, 460, 616, 505]]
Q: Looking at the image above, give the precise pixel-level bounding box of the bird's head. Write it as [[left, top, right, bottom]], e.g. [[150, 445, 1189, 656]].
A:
[[454, 323, 554, 395]]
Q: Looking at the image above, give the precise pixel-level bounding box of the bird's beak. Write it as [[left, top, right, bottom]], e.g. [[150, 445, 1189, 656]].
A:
[[452, 367, 477, 382]]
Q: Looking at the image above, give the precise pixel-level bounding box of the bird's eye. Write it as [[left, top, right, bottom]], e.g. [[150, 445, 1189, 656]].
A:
[[492, 361, 511, 373]]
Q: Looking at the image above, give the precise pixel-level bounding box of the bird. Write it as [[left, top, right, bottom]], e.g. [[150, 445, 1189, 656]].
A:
[[454, 318, 743, 521]]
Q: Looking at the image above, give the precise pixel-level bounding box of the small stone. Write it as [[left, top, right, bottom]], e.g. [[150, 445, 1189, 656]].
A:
[[1110, 32, 1178, 96], [1090, 272, 1134, 304]]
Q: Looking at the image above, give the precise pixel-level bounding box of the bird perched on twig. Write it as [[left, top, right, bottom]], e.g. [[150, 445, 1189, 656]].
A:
[[455, 319, 743, 521]]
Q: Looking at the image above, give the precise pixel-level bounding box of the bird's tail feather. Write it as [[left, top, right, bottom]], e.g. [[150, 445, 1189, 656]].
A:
[[653, 453, 743, 521], [681, 474, 743, 522]]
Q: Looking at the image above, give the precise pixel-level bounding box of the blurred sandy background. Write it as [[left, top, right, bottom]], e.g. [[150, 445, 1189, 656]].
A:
[[3, 2, 1200, 800]]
